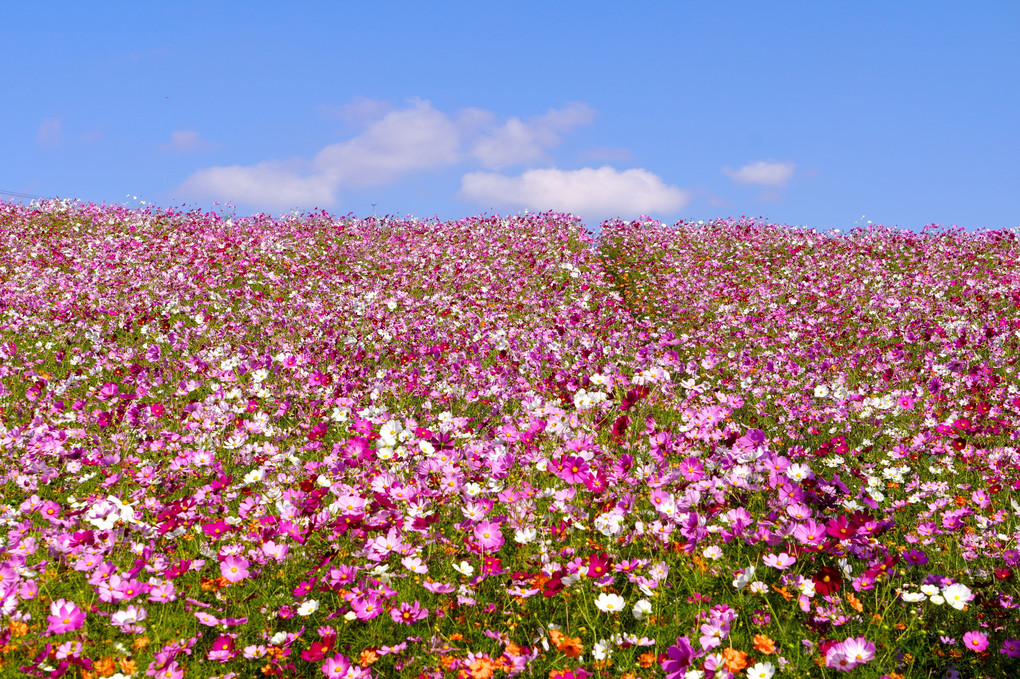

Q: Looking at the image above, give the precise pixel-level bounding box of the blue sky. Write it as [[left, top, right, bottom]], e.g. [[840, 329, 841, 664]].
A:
[[4, 1, 1018, 231]]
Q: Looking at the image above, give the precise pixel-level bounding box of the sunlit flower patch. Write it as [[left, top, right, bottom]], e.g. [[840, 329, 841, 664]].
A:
[[0, 200, 1018, 677]]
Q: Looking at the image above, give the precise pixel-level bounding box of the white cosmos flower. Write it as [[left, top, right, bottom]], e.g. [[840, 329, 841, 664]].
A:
[[942, 583, 973, 610], [785, 463, 812, 482], [732, 566, 756, 590], [514, 527, 537, 544], [452, 561, 475, 577], [632, 599, 652, 620], [297, 600, 319, 616], [813, 385, 830, 398], [746, 662, 776, 679], [594, 592, 626, 613]]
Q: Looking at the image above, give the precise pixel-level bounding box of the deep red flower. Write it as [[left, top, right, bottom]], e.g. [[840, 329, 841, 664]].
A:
[[813, 566, 843, 595]]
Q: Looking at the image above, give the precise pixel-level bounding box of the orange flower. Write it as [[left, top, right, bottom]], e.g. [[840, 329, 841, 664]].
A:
[[638, 651, 658, 668], [721, 647, 749, 672], [358, 649, 379, 666], [772, 585, 793, 601], [94, 657, 116, 677], [505, 642, 525, 657], [845, 592, 864, 613], [556, 635, 583, 658], [753, 634, 776, 655], [468, 657, 495, 679], [119, 658, 138, 674]]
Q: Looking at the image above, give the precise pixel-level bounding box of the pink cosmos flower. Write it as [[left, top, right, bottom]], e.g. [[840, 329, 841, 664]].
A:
[[473, 520, 505, 551], [97, 382, 120, 401], [699, 620, 728, 650], [839, 636, 876, 665], [963, 631, 988, 652], [322, 653, 353, 678], [46, 599, 85, 634], [350, 592, 383, 621], [262, 540, 289, 562], [148, 580, 177, 603], [793, 519, 828, 547], [678, 457, 704, 482], [762, 552, 796, 570], [153, 660, 185, 679], [220, 555, 250, 583], [195, 611, 220, 626], [825, 645, 855, 672]]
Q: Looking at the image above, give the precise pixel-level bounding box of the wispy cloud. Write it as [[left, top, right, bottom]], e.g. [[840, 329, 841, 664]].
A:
[[469, 103, 594, 169], [176, 99, 596, 210], [180, 160, 335, 208], [459, 166, 691, 220], [37, 117, 63, 148], [722, 160, 796, 187], [317, 96, 393, 124], [578, 146, 633, 163], [162, 130, 218, 152]]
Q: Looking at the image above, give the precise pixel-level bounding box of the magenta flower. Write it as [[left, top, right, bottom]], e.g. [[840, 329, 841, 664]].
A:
[[1000, 638, 1020, 657], [390, 600, 428, 625], [46, 599, 85, 635], [963, 631, 989, 652], [473, 520, 505, 551], [661, 636, 695, 679], [208, 634, 237, 662], [220, 555, 250, 583], [557, 454, 590, 484]]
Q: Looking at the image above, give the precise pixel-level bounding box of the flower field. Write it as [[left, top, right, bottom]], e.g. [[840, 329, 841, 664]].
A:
[[1, 199, 1018, 679]]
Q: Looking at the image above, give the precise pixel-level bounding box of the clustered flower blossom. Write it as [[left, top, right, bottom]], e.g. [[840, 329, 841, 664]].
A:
[[0, 202, 1018, 677]]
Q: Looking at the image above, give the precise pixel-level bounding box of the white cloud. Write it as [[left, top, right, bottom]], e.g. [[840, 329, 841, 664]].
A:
[[177, 99, 597, 211], [37, 117, 62, 148], [317, 96, 393, 124], [722, 160, 796, 187], [459, 166, 691, 219], [162, 129, 217, 152], [178, 160, 335, 209], [469, 102, 594, 169], [312, 98, 462, 187]]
